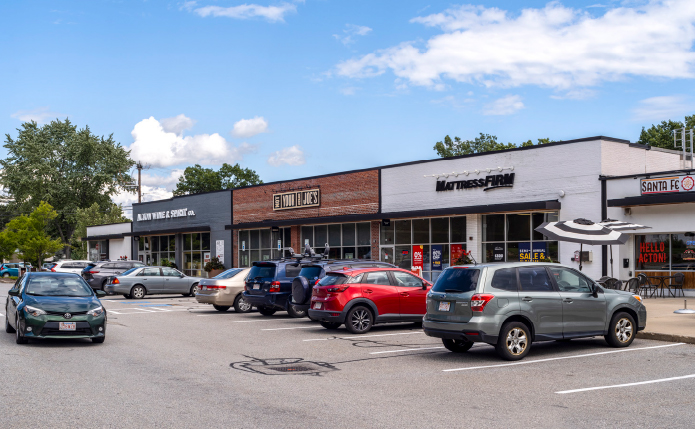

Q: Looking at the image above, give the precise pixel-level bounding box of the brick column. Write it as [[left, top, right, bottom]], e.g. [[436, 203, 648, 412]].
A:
[[370, 220, 380, 261], [291, 226, 300, 254]]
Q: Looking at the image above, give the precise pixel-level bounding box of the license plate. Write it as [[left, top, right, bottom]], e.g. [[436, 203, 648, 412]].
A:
[[314, 302, 322, 310], [438, 301, 451, 312], [59, 322, 76, 331], [253, 283, 260, 290], [201, 286, 207, 291]]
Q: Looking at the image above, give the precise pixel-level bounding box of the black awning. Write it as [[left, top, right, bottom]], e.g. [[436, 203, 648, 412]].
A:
[[608, 193, 695, 207], [81, 234, 126, 242]]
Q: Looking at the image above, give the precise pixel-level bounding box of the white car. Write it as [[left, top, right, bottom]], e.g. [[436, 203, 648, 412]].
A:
[[51, 260, 93, 274]]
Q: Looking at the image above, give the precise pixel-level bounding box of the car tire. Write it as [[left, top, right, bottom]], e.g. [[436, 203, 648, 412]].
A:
[[320, 321, 341, 330], [130, 285, 146, 299], [605, 312, 636, 348], [496, 321, 531, 361], [92, 336, 105, 344], [15, 316, 28, 344], [233, 294, 252, 313], [5, 315, 16, 333], [442, 338, 474, 353], [213, 305, 230, 312], [345, 305, 373, 334], [258, 306, 276, 316], [188, 284, 199, 297], [123, 294, 130, 299], [2, 273, 9, 278], [287, 304, 307, 318], [101, 279, 108, 291]]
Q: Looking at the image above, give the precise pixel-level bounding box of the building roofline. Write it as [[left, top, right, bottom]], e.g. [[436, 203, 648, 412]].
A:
[[600, 168, 695, 181]]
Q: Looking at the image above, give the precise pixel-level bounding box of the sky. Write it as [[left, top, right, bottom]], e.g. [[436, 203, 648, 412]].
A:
[[1, 0, 694, 217]]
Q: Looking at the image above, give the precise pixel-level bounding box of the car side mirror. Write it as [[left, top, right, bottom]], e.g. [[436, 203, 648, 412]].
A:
[[591, 284, 599, 298], [8, 289, 18, 297], [180, 274, 185, 278], [95, 290, 106, 298]]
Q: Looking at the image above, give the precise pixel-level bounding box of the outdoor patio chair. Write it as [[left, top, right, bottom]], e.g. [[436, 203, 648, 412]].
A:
[[606, 278, 623, 290], [626, 278, 640, 295], [669, 272, 685, 297], [637, 273, 657, 298]]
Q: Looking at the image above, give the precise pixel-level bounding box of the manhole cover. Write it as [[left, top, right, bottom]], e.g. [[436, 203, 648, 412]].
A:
[[268, 365, 314, 372], [231, 358, 339, 376]]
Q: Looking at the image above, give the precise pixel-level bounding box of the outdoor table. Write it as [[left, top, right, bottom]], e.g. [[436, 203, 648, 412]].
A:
[[647, 275, 676, 298]]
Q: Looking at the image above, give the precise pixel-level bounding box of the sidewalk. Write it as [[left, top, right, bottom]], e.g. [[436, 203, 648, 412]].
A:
[[637, 298, 695, 344]]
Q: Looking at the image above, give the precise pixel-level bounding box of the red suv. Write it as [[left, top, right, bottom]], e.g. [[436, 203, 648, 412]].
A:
[[308, 267, 432, 334]]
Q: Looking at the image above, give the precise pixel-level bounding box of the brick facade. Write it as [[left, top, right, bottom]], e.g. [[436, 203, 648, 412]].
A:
[[232, 170, 379, 225]]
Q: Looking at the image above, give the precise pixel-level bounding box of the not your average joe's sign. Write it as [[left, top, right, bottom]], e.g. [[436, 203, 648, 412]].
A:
[[136, 208, 196, 222], [273, 189, 320, 211], [436, 173, 515, 192], [641, 174, 695, 195]]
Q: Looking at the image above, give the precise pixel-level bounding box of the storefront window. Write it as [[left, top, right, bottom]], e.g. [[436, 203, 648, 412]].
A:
[[239, 227, 292, 267], [482, 212, 559, 263], [301, 223, 372, 259], [671, 234, 695, 270], [635, 234, 695, 271], [395, 220, 412, 245], [183, 232, 210, 277], [138, 235, 176, 267]]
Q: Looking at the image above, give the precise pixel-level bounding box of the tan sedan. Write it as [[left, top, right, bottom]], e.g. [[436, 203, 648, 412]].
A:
[[195, 267, 253, 312]]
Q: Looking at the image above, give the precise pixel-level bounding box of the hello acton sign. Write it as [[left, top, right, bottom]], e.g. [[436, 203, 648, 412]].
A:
[[136, 208, 196, 222], [273, 189, 320, 211]]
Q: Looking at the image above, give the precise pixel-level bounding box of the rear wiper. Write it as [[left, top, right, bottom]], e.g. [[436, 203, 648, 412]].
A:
[[444, 289, 463, 293]]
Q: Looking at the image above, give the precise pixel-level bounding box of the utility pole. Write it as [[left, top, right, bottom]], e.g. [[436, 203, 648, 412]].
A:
[[136, 161, 143, 203]]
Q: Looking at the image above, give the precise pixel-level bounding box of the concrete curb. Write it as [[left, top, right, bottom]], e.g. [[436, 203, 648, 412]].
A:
[[637, 331, 695, 345]]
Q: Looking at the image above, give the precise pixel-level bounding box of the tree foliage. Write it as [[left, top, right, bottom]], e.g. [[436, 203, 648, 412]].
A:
[[173, 163, 262, 196], [637, 115, 695, 150], [2, 202, 64, 267], [0, 119, 134, 250], [69, 202, 130, 260], [434, 134, 555, 157]]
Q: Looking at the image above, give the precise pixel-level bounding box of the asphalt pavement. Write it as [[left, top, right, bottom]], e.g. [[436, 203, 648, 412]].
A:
[[1, 283, 694, 428]]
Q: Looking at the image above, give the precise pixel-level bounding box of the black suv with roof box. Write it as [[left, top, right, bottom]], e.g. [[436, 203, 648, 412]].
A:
[[291, 259, 395, 314], [242, 246, 393, 317]]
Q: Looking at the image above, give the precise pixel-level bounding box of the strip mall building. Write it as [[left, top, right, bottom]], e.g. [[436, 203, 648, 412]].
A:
[[87, 136, 694, 294]]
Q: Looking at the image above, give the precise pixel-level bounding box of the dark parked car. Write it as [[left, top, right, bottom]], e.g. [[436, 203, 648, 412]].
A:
[[291, 260, 395, 313], [4, 272, 107, 344], [82, 260, 146, 290]]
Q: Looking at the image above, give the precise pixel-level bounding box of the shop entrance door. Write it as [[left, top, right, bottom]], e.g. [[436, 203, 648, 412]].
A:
[[380, 247, 394, 264]]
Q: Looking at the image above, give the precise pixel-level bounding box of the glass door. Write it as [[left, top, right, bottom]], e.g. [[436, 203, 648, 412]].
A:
[[380, 247, 394, 264]]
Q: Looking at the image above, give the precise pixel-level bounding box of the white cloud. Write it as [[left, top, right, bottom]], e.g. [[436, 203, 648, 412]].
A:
[[550, 89, 597, 100], [632, 96, 693, 122], [267, 145, 305, 166], [127, 116, 254, 168], [112, 186, 174, 218], [140, 170, 184, 191], [335, 1, 695, 91], [483, 95, 525, 115], [10, 107, 65, 124], [187, 2, 297, 22], [339, 86, 360, 96], [159, 114, 196, 136], [232, 116, 269, 138], [334, 24, 372, 46]]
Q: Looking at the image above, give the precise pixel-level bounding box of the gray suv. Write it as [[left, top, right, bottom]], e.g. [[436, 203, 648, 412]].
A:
[[82, 261, 146, 290], [423, 263, 647, 361]]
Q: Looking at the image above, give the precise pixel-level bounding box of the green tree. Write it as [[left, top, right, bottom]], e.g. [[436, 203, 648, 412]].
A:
[[434, 134, 554, 157], [69, 202, 130, 260], [637, 115, 695, 150], [173, 163, 262, 196], [4, 202, 64, 268], [0, 230, 17, 263], [519, 137, 555, 147], [0, 119, 134, 255]]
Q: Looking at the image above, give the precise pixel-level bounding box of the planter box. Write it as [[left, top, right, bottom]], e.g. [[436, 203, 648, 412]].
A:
[[207, 269, 225, 278]]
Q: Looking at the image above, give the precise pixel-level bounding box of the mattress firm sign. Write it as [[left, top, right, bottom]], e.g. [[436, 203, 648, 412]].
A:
[[641, 175, 695, 195], [136, 208, 196, 222], [436, 173, 515, 192], [273, 189, 320, 211]]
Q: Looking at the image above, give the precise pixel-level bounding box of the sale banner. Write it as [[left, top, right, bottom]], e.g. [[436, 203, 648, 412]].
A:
[[451, 244, 464, 265], [431, 245, 443, 271], [412, 245, 424, 275]]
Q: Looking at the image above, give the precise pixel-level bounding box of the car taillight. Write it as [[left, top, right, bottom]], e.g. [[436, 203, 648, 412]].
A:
[[470, 294, 494, 312], [113, 278, 120, 284], [315, 279, 320, 285], [88, 270, 100, 274], [205, 285, 226, 290], [327, 286, 349, 293], [50, 267, 56, 272], [269, 281, 281, 293]]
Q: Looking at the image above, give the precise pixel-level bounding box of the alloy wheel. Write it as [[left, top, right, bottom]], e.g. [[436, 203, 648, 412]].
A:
[[132, 287, 145, 299], [615, 318, 633, 343], [238, 297, 251, 312], [350, 309, 371, 332], [506, 327, 528, 355], [190, 284, 199, 296]]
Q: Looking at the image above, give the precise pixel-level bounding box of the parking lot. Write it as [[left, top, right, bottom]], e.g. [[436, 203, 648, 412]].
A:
[[2, 282, 694, 428]]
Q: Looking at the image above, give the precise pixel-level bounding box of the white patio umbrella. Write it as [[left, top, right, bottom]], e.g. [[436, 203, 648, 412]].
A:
[[599, 219, 651, 277], [534, 218, 628, 271]]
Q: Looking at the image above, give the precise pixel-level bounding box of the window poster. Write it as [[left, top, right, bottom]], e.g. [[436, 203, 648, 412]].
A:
[[451, 244, 464, 264], [412, 245, 424, 275], [216, 240, 224, 264], [431, 245, 443, 271], [519, 242, 547, 262]]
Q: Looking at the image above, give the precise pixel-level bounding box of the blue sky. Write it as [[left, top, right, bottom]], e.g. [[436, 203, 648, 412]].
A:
[[1, 0, 694, 212]]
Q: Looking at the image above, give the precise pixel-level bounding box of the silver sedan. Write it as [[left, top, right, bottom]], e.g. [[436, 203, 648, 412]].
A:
[[104, 266, 204, 299]]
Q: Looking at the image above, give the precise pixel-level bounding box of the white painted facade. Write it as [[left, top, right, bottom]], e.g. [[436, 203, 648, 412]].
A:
[[381, 138, 682, 280], [85, 222, 133, 261]]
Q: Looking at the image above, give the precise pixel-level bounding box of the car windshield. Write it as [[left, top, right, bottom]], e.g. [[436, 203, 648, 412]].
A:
[[432, 268, 480, 293], [214, 269, 242, 279], [299, 266, 323, 281], [248, 264, 276, 280], [120, 267, 140, 276], [318, 274, 349, 286], [25, 275, 94, 297]]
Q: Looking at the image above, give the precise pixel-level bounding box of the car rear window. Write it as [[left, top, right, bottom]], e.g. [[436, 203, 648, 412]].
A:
[[214, 269, 242, 279], [120, 267, 139, 276], [248, 264, 276, 281], [298, 266, 323, 281], [432, 268, 480, 293], [318, 274, 348, 286]]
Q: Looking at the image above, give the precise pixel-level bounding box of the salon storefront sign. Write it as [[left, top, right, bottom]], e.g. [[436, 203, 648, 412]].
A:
[[136, 208, 195, 222], [641, 174, 695, 195]]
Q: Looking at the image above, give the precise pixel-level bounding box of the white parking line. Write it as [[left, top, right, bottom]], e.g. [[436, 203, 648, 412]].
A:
[[556, 373, 695, 394], [442, 343, 685, 372], [233, 320, 276, 323], [304, 332, 424, 342], [370, 346, 446, 354], [262, 326, 317, 331]]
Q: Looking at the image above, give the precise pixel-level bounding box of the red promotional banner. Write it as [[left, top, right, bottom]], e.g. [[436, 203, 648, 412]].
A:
[[451, 244, 464, 264], [412, 245, 424, 275]]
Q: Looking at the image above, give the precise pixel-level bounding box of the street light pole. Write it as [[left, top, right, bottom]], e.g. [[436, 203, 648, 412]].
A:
[[137, 161, 143, 204]]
